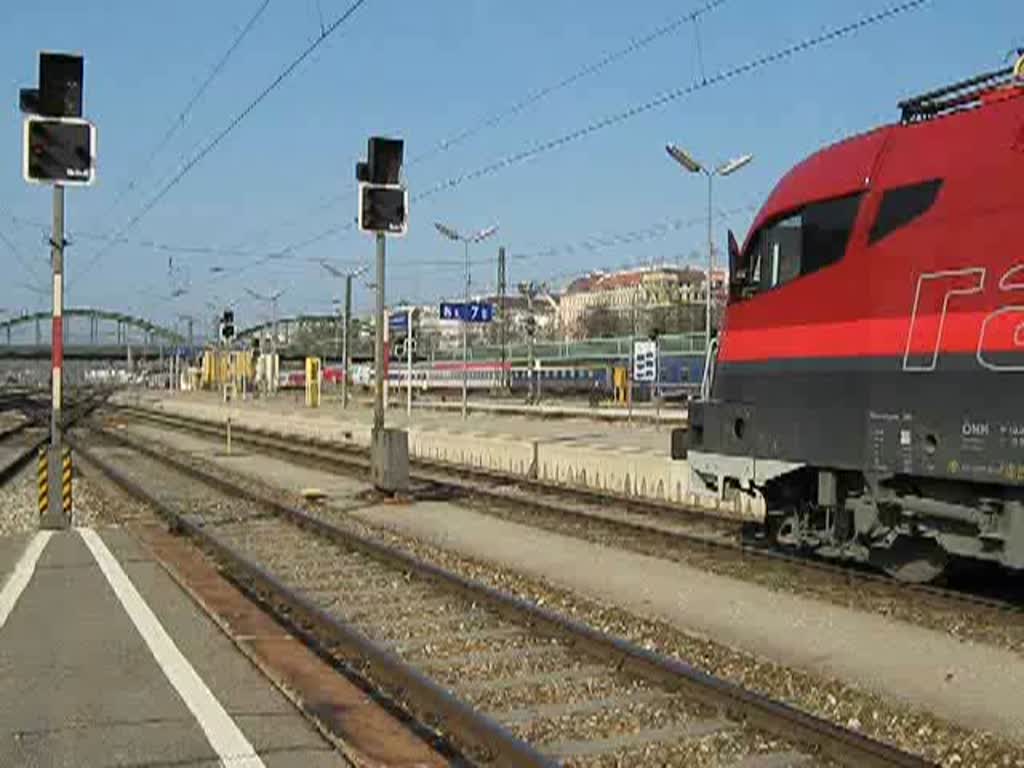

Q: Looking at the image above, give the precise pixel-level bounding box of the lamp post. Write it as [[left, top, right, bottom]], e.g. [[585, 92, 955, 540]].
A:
[[322, 262, 368, 409], [665, 145, 752, 367], [434, 222, 498, 419], [517, 281, 541, 403], [246, 288, 284, 394], [246, 288, 283, 357]]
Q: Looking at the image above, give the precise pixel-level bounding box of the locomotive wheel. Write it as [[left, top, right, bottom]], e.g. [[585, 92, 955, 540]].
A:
[[870, 537, 948, 583], [767, 510, 802, 552]]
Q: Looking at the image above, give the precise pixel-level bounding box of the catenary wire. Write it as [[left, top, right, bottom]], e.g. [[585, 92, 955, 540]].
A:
[[0, 212, 46, 283], [268, 0, 930, 266], [224, 1, 729, 257], [408, 0, 728, 167], [412, 0, 931, 203], [508, 205, 756, 263], [74, 0, 372, 288], [96, 0, 273, 226]]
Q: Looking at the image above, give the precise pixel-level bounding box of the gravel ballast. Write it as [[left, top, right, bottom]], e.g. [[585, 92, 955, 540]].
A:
[[78, 428, 1024, 768]]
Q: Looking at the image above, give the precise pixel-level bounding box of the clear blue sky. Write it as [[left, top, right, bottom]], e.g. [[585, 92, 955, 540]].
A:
[[0, 1, 1020, 332]]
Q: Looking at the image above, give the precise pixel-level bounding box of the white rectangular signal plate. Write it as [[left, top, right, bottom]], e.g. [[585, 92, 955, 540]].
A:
[[22, 116, 97, 187], [358, 182, 408, 237], [633, 340, 658, 382]]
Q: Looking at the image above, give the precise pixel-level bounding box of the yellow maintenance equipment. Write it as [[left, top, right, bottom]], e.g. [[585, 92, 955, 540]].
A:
[[201, 348, 254, 390], [613, 366, 628, 404], [305, 357, 322, 408], [37, 448, 48, 515], [62, 447, 72, 515]]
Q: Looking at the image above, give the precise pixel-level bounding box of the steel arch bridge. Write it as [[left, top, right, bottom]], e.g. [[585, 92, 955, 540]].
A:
[[237, 313, 359, 359], [237, 313, 339, 342], [0, 308, 188, 359]]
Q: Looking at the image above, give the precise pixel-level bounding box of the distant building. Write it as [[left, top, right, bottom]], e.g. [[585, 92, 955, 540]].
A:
[[404, 292, 558, 355], [558, 265, 726, 339]]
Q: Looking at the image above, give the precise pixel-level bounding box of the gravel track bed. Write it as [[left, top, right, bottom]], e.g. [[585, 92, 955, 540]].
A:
[[115, 412, 1024, 656], [79, 432, 833, 767], [73, 466, 155, 526], [298, 501, 1024, 768], [0, 431, 37, 465], [0, 463, 39, 537], [449, 482, 1024, 656], [86, 426, 1024, 767], [208, 515, 792, 766]]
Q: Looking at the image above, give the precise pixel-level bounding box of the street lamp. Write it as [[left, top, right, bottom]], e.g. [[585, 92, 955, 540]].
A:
[[434, 221, 498, 419], [322, 261, 368, 409], [517, 281, 542, 403], [246, 288, 284, 356], [665, 144, 751, 392]]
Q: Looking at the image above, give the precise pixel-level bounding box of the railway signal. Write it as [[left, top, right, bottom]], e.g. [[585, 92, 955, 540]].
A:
[[220, 310, 235, 343], [20, 51, 97, 531], [357, 137, 408, 236], [356, 136, 409, 493], [359, 186, 407, 236], [23, 117, 95, 186]]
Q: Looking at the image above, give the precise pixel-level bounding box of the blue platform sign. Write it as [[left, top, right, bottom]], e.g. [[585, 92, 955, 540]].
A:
[[388, 312, 409, 330], [440, 302, 494, 323]]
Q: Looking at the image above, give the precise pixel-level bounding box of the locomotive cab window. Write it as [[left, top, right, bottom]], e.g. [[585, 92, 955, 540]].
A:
[[868, 178, 943, 244], [735, 192, 863, 300]]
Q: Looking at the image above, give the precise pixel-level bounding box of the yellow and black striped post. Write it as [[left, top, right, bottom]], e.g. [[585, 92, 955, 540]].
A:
[[37, 448, 49, 515], [61, 447, 72, 516]]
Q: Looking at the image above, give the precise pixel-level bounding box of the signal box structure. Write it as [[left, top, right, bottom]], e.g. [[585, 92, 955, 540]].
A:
[[359, 184, 408, 236], [357, 137, 408, 236], [23, 117, 95, 186]]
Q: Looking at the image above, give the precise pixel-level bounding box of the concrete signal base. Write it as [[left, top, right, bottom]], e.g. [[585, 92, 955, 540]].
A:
[[371, 427, 409, 494]]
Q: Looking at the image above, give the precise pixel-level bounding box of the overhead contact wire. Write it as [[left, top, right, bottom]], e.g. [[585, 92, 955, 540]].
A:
[[413, 0, 931, 202], [96, 0, 273, 226], [410, 0, 728, 165], [76, 0, 372, 286]]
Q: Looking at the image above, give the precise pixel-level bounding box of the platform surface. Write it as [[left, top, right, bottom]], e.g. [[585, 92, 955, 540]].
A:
[[0, 527, 348, 768], [131, 389, 677, 451]]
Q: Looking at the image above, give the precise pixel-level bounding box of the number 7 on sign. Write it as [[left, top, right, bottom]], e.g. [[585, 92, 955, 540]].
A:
[[469, 304, 479, 321]]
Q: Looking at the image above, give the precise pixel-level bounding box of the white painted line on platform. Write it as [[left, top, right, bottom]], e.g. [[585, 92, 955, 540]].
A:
[[78, 527, 265, 768], [0, 531, 53, 632]]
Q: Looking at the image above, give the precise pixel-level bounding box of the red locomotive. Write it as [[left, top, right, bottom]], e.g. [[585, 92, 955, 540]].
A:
[[679, 56, 1024, 581]]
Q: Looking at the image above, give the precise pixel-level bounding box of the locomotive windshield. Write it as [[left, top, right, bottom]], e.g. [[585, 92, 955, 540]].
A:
[[734, 192, 863, 301]]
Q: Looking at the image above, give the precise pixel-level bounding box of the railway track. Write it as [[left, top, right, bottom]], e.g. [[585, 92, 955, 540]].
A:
[[0, 386, 115, 488], [0, 425, 47, 486], [75, 424, 930, 768], [110, 405, 1024, 620]]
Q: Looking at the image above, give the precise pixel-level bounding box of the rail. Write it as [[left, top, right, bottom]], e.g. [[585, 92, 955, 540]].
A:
[[76, 423, 934, 767]]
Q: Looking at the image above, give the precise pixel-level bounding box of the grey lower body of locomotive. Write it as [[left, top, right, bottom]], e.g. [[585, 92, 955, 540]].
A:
[[673, 357, 1024, 581]]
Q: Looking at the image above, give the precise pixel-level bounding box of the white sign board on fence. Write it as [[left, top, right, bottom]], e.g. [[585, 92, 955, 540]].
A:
[[633, 340, 657, 382]]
